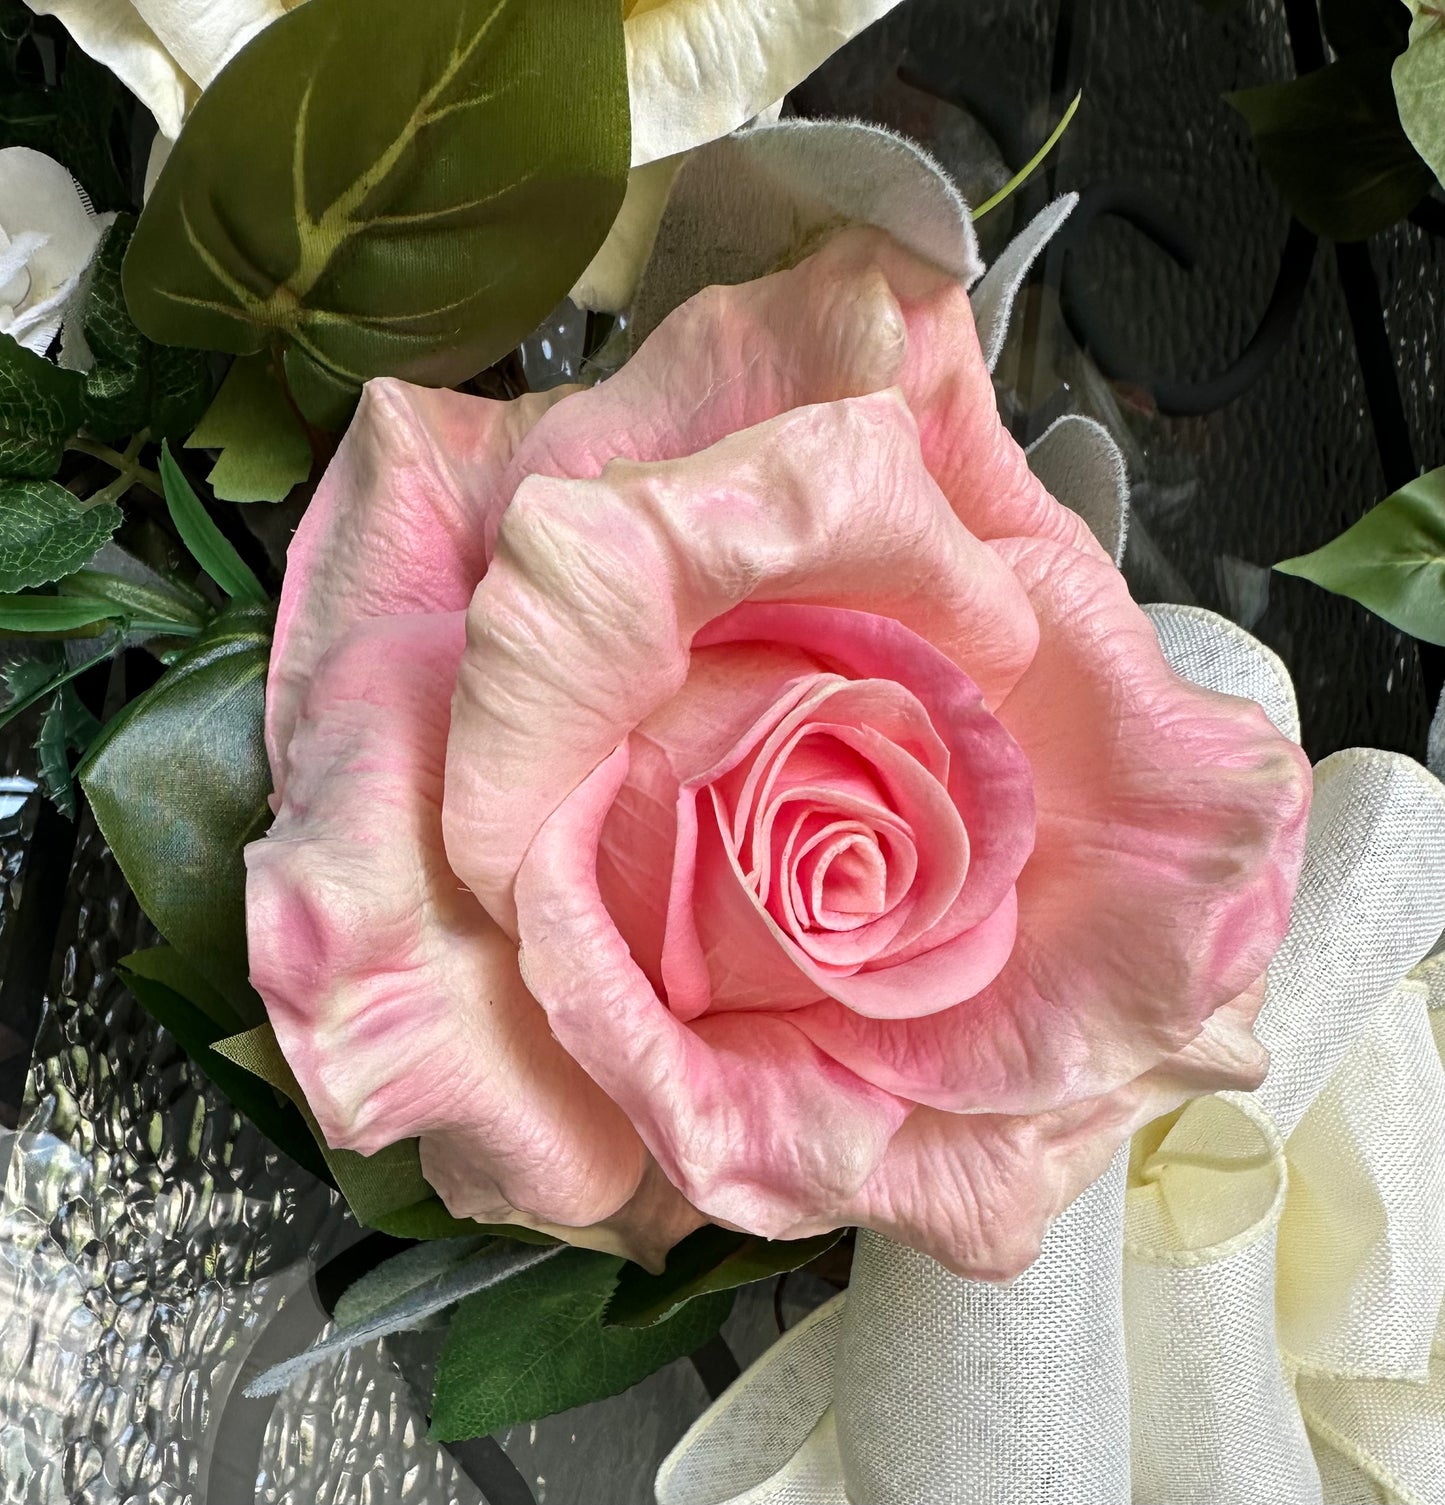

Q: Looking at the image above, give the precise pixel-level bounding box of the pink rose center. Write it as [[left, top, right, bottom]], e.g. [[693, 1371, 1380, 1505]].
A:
[[599, 604, 1036, 1024]]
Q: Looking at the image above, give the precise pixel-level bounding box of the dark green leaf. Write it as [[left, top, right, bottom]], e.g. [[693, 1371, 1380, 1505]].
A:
[[80, 216, 212, 442], [0, 642, 110, 732], [1228, 53, 1434, 240], [1276, 465, 1445, 643], [188, 352, 312, 502], [432, 1249, 733, 1440], [124, 0, 630, 391], [118, 947, 330, 1181], [159, 443, 268, 603], [34, 680, 99, 816], [35, 692, 74, 817], [249, 1241, 562, 1399], [79, 603, 274, 1006], [606, 1225, 842, 1329], [0, 593, 122, 634], [0, 332, 84, 478], [3, 651, 63, 703], [59, 565, 211, 634], [0, 479, 121, 591]]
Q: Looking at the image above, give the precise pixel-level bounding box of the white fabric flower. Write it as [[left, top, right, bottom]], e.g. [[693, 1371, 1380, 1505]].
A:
[[23, 0, 303, 142], [0, 147, 110, 356], [577, 0, 909, 309]]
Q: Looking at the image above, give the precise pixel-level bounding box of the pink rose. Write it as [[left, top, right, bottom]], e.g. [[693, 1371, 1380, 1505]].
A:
[[247, 228, 1311, 1276]]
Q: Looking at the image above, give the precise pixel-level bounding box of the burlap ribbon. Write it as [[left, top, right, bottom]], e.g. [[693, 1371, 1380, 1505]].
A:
[[655, 604, 1445, 1505]]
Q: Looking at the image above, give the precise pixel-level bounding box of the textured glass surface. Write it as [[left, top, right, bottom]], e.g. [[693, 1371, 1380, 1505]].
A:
[[4, 0, 1443, 1499]]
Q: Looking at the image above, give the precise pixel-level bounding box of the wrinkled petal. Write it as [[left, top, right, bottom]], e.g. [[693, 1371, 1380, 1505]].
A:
[[700, 603, 1034, 940], [0, 147, 103, 354], [446, 392, 1038, 934], [516, 745, 911, 1237], [246, 611, 648, 1233], [267, 378, 564, 790], [624, 0, 906, 166], [791, 537, 1311, 1112], [814, 227, 1109, 556]]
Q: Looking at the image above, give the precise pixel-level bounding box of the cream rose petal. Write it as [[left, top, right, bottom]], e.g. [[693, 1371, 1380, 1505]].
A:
[[0, 146, 105, 354], [25, 0, 195, 139], [624, 0, 906, 167]]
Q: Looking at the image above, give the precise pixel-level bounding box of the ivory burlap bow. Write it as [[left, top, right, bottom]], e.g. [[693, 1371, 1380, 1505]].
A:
[[655, 603, 1445, 1505]]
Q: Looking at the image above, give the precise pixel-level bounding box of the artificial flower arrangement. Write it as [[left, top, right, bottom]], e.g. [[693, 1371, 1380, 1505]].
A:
[[3, 0, 1444, 1499]]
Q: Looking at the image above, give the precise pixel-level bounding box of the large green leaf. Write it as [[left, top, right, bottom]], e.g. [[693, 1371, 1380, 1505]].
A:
[[79, 604, 274, 1004], [1228, 53, 1434, 240], [431, 1249, 733, 1441], [0, 332, 84, 478], [0, 479, 121, 591], [118, 946, 330, 1180], [80, 217, 213, 443], [189, 352, 312, 503], [1394, 5, 1445, 190], [1275, 466, 1445, 644], [606, 1225, 843, 1329], [124, 0, 629, 410]]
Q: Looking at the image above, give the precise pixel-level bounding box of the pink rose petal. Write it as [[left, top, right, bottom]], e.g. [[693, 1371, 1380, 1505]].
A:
[[247, 612, 648, 1232], [515, 746, 912, 1237], [445, 391, 1037, 935], [267, 380, 564, 792], [790, 538, 1311, 1113]]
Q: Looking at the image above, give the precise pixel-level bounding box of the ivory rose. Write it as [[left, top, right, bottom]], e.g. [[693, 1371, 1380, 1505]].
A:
[[247, 227, 1311, 1276]]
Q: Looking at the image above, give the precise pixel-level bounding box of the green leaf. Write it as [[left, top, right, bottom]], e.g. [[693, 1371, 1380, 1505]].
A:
[[431, 1249, 733, 1441], [0, 643, 111, 732], [80, 216, 213, 442], [0, 593, 122, 634], [1228, 53, 1434, 240], [248, 1241, 563, 1400], [35, 681, 99, 816], [117, 947, 331, 1182], [188, 352, 312, 502], [158, 442, 268, 603], [0, 332, 84, 478], [1276, 466, 1445, 643], [59, 565, 211, 635], [334, 1236, 494, 1329], [79, 603, 275, 1006], [605, 1225, 843, 1329], [35, 692, 76, 817], [124, 0, 630, 393], [0, 479, 121, 591], [1394, 6, 1445, 190]]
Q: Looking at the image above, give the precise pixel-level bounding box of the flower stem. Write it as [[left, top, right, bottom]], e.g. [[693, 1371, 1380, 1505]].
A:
[[973, 92, 1082, 220], [67, 433, 166, 500]]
